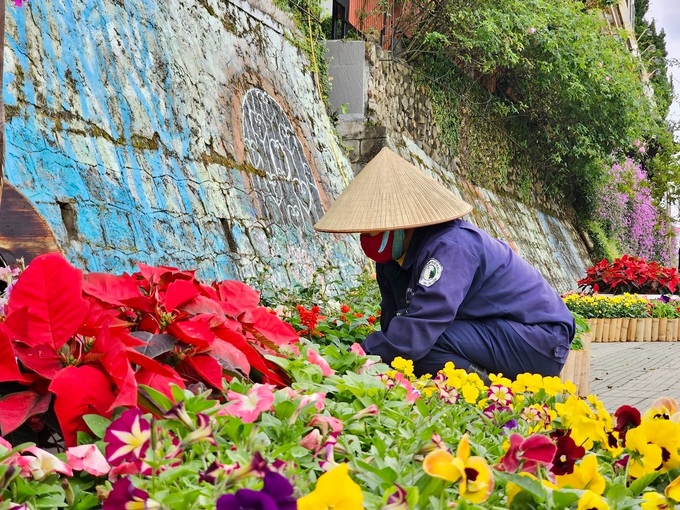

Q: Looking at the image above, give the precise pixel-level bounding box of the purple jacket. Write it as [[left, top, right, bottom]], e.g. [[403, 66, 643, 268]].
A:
[[362, 220, 575, 364]]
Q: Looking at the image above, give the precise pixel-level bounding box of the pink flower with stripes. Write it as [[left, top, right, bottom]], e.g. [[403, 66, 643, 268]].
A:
[[219, 383, 276, 423]]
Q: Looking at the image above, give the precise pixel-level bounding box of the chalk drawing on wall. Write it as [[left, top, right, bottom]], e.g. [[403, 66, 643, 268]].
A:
[[241, 88, 323, 227]]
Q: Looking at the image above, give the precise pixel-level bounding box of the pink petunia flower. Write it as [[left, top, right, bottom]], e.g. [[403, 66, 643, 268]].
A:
[[66, 444, 111, 477], [17, 446, 73, 480], [13, 0, 24, 6], [306, 348, 335, 376], [300, 429, 324, 452], [350, 404, 379, 420], [308, 414, 344, 435], [350, 343, 366, 356], [104, 409, 151, 467], [219, 383, 276, 423]]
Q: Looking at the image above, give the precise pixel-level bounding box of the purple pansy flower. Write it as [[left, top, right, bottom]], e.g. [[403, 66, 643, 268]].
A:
[[216, 471, 296, 510]]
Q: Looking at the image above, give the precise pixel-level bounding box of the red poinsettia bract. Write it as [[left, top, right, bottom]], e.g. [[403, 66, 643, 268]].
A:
[[0, 253, 297, 445], [578, 254, 680, 295]]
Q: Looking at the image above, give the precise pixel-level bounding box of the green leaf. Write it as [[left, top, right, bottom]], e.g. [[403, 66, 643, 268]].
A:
[[500, 472, 548, 503], [137, 384, 174, 414], [629, 471, 660, 496], [82, 414, 111, 439], [170, 384, 187, 404], [551, 488, 580, 509]]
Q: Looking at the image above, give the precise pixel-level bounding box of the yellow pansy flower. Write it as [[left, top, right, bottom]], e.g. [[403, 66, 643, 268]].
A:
[[297, 464, 364, 510], [625, 425, 664, 479], [556, 455, 606, 495], [641, 491, 673, 510], [577, 489, 610, 510], [666, 473, 680, 502], [423, 434, 494, 503]]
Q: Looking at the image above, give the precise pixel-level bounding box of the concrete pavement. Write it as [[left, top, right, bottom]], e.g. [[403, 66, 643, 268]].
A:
[[588, 342, 680, 413]]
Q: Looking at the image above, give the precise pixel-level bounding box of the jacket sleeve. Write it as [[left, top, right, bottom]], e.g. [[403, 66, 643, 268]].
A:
[[362, 237, 480, 364]]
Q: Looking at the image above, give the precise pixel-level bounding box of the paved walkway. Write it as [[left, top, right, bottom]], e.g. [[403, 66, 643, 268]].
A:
[[589, 342, 680, 413]]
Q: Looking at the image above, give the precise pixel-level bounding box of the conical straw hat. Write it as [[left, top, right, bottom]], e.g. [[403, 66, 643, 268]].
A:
[[314, 147, 473, 233]]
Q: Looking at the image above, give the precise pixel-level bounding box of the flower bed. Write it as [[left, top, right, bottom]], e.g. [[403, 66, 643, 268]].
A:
[[1, 254, 678, 509], [563, 293, 680, 342]]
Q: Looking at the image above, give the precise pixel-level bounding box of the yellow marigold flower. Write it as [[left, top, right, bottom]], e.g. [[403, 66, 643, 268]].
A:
[[556, 455, 606, 495], [577, 490, 610, 510], [422, 434, 494, 504], [666, 473, 680, 502], [391, 357, 414, 378], [297, 463, 364, 510], [641, 491, 671, 510]]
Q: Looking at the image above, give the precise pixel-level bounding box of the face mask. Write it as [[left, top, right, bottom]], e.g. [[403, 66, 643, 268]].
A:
[[360, 230, 405, 263]]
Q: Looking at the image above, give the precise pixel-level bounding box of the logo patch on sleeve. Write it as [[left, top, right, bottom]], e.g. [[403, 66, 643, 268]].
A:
[[419, 258, 443, 287]]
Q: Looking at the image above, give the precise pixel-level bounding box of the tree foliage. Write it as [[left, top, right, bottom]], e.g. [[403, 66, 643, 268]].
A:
[[388, 0, 675, 213]]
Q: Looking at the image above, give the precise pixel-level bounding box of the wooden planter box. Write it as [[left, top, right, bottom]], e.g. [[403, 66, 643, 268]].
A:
[[560, 333, 591, 397], [587, 318, 680, 342]]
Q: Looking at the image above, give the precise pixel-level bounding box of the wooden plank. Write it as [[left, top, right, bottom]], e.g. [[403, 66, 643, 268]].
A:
[[0, 182, 60, 265]]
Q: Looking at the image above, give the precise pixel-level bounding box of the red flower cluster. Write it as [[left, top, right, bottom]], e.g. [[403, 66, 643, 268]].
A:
[[578, 254, 680, 295], [0, 253, 298, 446], [295, 305, 324, 338]]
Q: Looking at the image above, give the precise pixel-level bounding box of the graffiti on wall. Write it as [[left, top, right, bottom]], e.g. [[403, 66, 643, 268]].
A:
[[241, 88, 324, 227]]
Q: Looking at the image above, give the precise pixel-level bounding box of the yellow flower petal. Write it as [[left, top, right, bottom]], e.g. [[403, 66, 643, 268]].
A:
[[666, 473, 680, 502], [577, 490, 610, 510], [298, 464, 364, 510], [461, 456, 494, 504], [423, 449, 462, 483]]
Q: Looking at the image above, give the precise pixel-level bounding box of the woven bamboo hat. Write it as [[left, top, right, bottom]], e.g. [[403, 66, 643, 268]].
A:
[[314, 147, 473, 233]]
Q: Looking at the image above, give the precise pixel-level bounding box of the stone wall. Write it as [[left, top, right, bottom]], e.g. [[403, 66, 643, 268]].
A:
[[2, 0, 366, 289]]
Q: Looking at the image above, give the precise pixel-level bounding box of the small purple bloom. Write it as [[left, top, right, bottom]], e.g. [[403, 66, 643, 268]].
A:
[[216, 471, 296, 510]]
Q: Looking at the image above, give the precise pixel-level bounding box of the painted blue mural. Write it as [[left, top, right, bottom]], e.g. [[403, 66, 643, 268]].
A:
[[2, 0, 366, 288]]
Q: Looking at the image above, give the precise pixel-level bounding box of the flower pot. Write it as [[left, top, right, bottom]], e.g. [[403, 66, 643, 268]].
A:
[[638, 318, 648, 342], [652, 318, 660, 341], [610, 318, 621, 342]]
